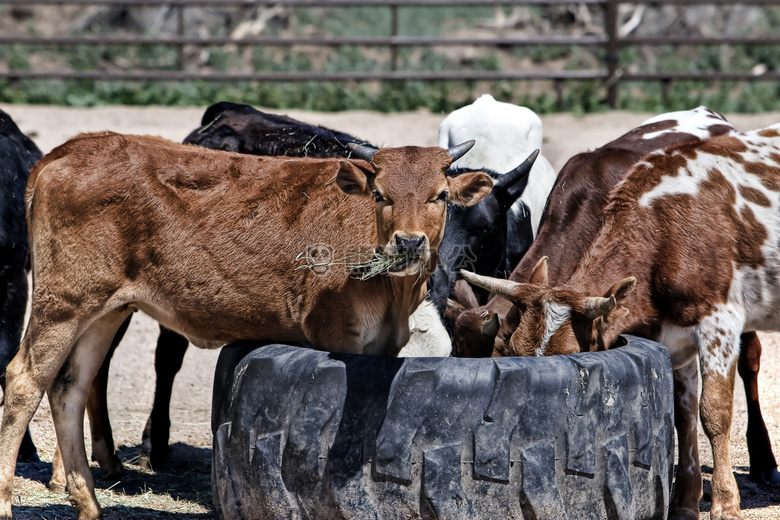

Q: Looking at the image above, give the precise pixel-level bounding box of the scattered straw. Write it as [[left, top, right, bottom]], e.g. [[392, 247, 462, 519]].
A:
[[295, 249, 408, 280]]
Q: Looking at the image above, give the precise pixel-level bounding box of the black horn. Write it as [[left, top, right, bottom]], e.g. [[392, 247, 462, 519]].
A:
[[347, 142, 379, 162], [493, 149, 539, 210], [447, 140, 476, 162]]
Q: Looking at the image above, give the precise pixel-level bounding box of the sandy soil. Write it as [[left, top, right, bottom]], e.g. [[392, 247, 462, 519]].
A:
[[2, 103, 780, 519]]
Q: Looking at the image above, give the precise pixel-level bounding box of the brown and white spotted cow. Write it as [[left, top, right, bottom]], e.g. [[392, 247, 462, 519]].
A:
[[0, 133, 492, 520], [450, 106, 778, 487], [461, 123, 780, 520]]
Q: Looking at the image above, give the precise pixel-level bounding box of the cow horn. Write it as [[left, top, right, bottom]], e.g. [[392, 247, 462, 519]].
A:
[[493, 149, 539, 208], [583, 296, 616, 319], [459, 269, 518, 299], [347, 142, 378, 162], [481, 313, 500, 337], [447, 140, 476, 162]]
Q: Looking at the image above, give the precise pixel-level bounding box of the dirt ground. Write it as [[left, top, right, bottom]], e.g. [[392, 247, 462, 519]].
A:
[[2, 103, 780, 519]]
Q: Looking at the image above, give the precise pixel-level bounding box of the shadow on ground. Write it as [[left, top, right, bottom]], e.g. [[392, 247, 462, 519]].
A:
[[14, 442, 213, 519], [699, 464, 780, 513]]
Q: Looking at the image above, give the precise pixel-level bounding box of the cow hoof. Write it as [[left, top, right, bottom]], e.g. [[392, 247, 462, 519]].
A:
[[48, 479, 66, 494], [98, 458, 124, 480], [137, 453, 153, 471], [749, 466, 780, 485], [139, 449, 170, 472], [668, 509, 699, 520]]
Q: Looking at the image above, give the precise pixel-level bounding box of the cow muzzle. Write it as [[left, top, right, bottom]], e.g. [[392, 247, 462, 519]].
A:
[[384, 233, 430, 275]]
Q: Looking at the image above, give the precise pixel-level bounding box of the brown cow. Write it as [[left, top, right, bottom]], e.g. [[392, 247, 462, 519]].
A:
[[449, 107, 736, 357], [450, 106, 779, 487], [461, 124, 780, 520], [0, 132, 492, 520]]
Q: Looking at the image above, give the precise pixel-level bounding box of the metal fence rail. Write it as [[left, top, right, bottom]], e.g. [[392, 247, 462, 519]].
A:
[[1, 0, 778, 107]]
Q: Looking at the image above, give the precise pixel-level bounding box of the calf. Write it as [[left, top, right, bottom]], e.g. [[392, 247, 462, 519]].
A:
[[0, 133, 492, 520], [0, 111, 42, 464], [182, 100, 375, 157], [438, 93, 557, 271], [450, 106, 779, 486], [85, 101, 382, 473], [450, 106, 735, 356], [460, 124, 780, 520]]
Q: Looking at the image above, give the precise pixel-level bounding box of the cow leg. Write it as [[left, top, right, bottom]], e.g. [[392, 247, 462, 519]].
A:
[[85, 315, 132, 479], [0, 317, 83, 519], [50, 444, 66, 493], [51, 316, 132, 492], [139, 325, 189, 470], [699, 322, 742, 520], [48, 311, 130, 520], [669, 361, 702, 520], [0, 268, 39, 464], [737, 332, 780, 484]]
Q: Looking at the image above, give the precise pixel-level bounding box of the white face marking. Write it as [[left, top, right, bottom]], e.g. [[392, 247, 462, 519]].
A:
[[537, 301, 571, 356], [639, 106, 730, 141]]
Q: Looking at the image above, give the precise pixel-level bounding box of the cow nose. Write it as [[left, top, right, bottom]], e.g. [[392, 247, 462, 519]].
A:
[[395, 235, 426, 256]]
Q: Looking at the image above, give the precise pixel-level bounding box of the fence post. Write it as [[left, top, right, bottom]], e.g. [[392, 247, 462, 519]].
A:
[[390, 3, 399, 72], [605, 0, 620, 108], [177, 4, 185, 72]]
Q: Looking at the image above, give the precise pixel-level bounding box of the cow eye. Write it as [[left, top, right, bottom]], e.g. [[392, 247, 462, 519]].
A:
[[372, 190, 386, 202], [434, 190, 449, 202]]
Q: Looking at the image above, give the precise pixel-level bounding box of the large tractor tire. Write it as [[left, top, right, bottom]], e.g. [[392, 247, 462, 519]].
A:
[[211, 335, 674, 520]]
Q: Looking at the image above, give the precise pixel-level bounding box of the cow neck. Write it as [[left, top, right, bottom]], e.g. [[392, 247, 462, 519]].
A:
[[567, 220, 655, 347]]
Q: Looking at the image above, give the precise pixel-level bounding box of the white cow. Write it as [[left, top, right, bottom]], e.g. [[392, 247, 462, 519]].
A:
[[397, 299, 452, 357], [438, 94, 557, 240]]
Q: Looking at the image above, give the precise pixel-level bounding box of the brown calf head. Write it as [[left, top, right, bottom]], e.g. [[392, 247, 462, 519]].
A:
[[460, 257, 636, 357], [446, 279, 500, 358], [340, 141, 493, 276], [447, 258, 547, 357]]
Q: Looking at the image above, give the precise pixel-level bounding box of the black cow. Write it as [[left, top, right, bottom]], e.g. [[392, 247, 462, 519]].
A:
[[183, 100, 375, 156], [427, 151, 538, 313], [0, 110, 42, 463]]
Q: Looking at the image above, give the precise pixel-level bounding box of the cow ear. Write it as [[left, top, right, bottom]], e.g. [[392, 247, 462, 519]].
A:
[[336, 160, 374, 196], [447, 171, 493, 207], [528, 256, 549, 285], [604, 277, 636, 304], [444, 298, 465, 323], [601, 276, 635, 324]]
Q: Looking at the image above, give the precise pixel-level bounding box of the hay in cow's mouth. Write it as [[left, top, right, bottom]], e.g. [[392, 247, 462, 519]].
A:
[[295, 250, 414, 280]]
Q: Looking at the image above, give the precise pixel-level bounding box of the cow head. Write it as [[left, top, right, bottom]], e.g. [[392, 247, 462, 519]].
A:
[[445, 280, 500, 358], [459, 258, 636, 356], [338, 141, 493, 276], [428, 150, 539, 311]]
